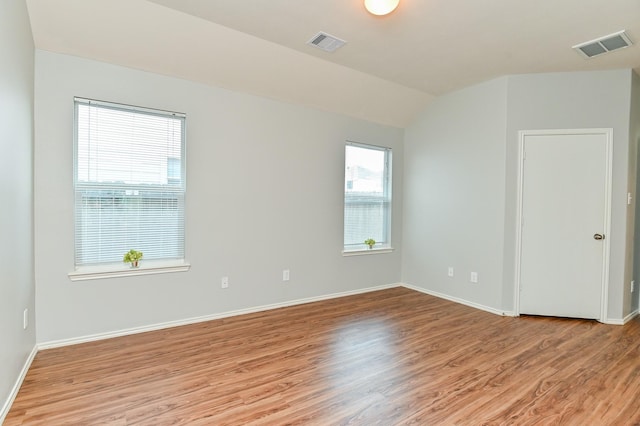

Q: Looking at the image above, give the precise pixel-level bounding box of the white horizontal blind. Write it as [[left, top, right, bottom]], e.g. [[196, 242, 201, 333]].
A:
[[344, 142, 392, 250], [74, 98, 186, 266]]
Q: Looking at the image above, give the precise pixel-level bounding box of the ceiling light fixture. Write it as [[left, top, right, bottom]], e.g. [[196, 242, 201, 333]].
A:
[[364, 0, 400, 16]]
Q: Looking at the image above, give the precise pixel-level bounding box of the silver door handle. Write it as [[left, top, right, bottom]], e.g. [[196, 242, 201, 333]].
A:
[[594, 234, 604, 240]]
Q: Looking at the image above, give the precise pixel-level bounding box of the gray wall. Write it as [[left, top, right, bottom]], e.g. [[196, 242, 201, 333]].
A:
[[632, 71, 640, 314], [0, 0, 35, 420], [403, 69, 636, 320], [505, 70, 633, 320], [34, 51, 404, 344], [402, 77, 508, 311]]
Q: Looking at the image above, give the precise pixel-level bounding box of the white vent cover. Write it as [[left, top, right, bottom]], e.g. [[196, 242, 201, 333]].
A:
[[573, 30, 633, 59], [307, 32, 347, 53]]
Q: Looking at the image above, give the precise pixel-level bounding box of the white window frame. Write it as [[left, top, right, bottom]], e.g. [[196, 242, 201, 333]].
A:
[[343, 141, 393, 256], [69, 98, 190, 281]]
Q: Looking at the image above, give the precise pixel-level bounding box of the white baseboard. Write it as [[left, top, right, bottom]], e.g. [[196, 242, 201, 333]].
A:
[[603, 318, 624, 325], [604, 309, 639, 325], [38, 283, 401, 350], [8, 283, 618, 420], [401, 283, 516, 317], [0, 345, 38, 424], [38, 282, 517, 351]]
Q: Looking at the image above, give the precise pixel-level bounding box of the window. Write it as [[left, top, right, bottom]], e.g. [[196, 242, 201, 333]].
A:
[[74, 98, 186, 267], [344, 142, 392, 251]]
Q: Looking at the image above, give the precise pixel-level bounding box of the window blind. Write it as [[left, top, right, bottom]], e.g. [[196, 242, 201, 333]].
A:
[[344, 143, 392, 250], [74, 98, 186, 266]]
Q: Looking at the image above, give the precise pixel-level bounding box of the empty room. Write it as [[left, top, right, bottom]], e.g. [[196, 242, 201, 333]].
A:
[[2, 0, 640, 424]]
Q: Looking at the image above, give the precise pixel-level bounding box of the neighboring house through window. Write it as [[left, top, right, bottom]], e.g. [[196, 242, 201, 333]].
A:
[[74, 98, 186, 267], [344, 142, 392, 251]]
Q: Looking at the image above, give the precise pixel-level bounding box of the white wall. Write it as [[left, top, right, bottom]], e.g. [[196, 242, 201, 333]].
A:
[[0, 0, 35, 420], [504, 70, 633, 320], [402, 77, 508, 311], [403, 69, 635, 320], [34, 51, 404, 344]]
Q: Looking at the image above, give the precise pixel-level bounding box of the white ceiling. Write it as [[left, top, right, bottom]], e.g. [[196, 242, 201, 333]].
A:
[[25, 0, 640, 127]]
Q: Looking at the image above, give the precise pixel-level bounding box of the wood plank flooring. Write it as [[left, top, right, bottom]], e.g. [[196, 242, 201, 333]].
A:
[[5, 287, 640, 425]]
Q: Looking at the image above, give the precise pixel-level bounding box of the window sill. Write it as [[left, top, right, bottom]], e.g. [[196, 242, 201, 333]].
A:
[[342, 247, 395, 257], [68, 260, 191, 281]]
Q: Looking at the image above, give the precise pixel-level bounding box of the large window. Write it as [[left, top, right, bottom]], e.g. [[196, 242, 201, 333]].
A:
[[74, 98, 186, 267], [344, 142, 392, 251]]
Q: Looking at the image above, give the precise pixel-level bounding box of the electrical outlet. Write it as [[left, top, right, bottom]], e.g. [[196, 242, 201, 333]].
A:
[[221, 276, 229, 289], [632, 280, 635, 293], [448, 267, 454, 277], [470, 272, 478, 283], [23, 308, 28, 330], [283, 269, 290, 281]]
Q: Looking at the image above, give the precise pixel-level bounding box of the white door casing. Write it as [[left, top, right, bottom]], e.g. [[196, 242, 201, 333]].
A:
[[515, 129, 612, 321]]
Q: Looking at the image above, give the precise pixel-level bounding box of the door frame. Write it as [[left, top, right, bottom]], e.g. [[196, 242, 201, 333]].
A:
[[514, 128, 613, 322]]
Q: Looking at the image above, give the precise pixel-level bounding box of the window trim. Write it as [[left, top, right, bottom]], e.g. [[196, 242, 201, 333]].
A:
[[343, 141, 393, 254], [68, 260, 191, 281], [73, 97, 187, 120], [72, 97, 188, 274], [342, 247, 395, 257]]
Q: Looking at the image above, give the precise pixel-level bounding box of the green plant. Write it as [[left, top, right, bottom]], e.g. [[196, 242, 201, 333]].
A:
[[123, 249, 143, 264], [364, 238, 376, 248]]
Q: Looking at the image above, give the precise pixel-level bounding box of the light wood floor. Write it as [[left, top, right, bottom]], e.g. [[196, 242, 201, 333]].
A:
[[5, 287, 640, 425]]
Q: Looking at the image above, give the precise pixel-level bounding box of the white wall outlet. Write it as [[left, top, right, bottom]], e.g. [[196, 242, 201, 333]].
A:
[[221, 276, 229, 289], [283, 269, 290, 281], [470, 272, 478, 283], [23, 308, 28, 330], [632, 280, 635, 293], [447, 267, 454, 277]]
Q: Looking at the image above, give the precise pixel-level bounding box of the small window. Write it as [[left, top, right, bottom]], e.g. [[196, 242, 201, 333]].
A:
[[73, 98, 186, 267], [344, 142, 392, 251]]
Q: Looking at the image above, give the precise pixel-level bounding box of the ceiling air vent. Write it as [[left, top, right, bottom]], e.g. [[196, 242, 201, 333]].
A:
[[307, 32, 347, 53], [573, 30, 633, 59]]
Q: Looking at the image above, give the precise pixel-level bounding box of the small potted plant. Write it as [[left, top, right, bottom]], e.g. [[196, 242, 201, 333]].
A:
[[123, 249, 143, 268], [364, 238, 376, 249]]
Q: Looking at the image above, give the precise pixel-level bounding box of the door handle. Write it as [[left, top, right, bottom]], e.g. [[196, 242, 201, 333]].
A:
[[594, 233, 604, 240]]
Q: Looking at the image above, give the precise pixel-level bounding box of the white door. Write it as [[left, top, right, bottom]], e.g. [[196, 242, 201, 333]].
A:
[[517, 129, 611, 320]]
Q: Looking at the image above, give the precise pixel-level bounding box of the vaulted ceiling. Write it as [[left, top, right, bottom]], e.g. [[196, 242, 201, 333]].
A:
[[26, 0, 640, 127]]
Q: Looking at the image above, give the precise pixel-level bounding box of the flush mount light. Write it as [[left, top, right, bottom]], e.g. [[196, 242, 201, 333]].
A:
[[364, 0, 400, 16]]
